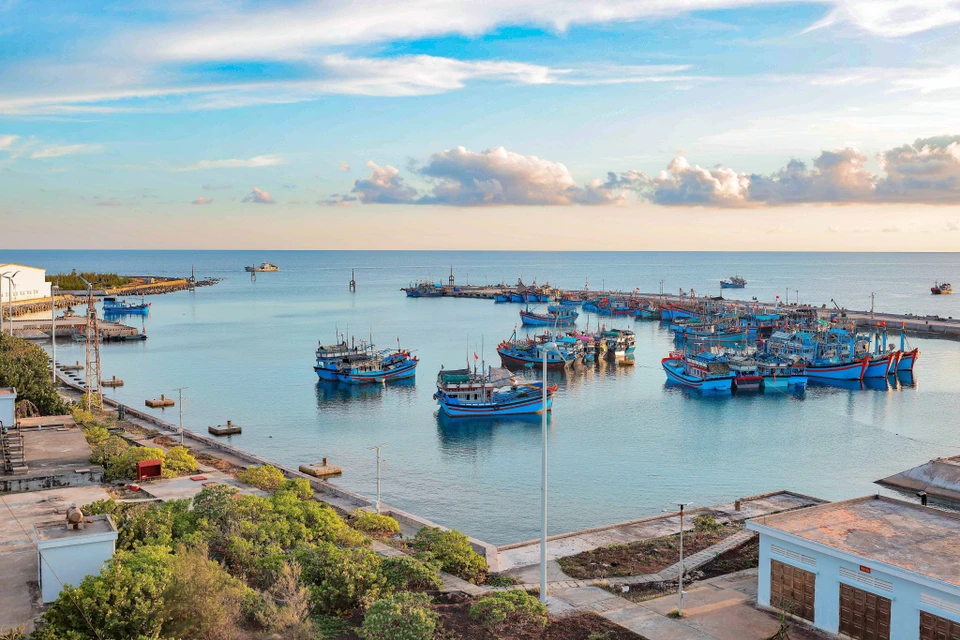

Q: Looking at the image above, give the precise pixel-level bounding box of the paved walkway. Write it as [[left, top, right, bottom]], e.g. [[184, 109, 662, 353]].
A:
[[497, 491, 824, 572]]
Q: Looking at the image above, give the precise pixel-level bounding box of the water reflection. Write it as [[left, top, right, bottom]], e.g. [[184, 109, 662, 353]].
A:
[[435, 411, 543, 452], [315, 377, 416, 406]]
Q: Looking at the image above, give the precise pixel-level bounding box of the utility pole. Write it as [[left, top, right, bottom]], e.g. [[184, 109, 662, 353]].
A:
[[51, 285, 58, 384], [1, 270, 20, 336], [174, 387, 187, 444], [675, 502, 692, 617], [368, 444, 387, 514], [77, 276, 101, 411], [871, 292, 875, 316]]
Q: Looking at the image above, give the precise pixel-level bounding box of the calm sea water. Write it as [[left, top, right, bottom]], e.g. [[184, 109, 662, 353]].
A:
[[6, 250, 960, 544]]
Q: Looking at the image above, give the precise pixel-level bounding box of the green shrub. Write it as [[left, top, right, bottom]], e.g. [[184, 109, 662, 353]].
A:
[[80, 425, 110, 446], [412, 527, 487, 584], [90, 435, 130, 472], [47, 271, 131, 290], [360, 592, 438, 640], [0, 334, 67, 416], [163, 446, 198, 476], [469, 590, 547, 637], [380, 556, 443, 592], [298, 544, 387, 614], [161, 545, 248, 640], [485, 573, 521, 588], [693, 515, 723, 538], [351, 509, 401, 538], [37, 545, 172, 640], [278, 477, 314, 500], [237, 464, 286, 491], [113, 446, 167, 480]]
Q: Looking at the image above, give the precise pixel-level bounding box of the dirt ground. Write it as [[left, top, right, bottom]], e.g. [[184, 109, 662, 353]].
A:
[[559, 523, 743, 580]]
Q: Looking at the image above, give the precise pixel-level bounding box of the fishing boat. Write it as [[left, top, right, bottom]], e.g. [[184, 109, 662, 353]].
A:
[[520, 307, 578, 327], [494, 293, 510, 303], [315, 340, 369, 381], [635, 306, 658, 320], [661, 351, 735, 391], [434, 366, 556, 417], [806, 356, 870, 381], [334, 349, 418, 384], [406, 281, 443, 297], [497, 330, 582, 370], [864, 352, 898, 378], [509, 292, 525, 303], [102, 297, 150, 315], [245, 262, 279, 272], [601, 329, 636, 359], [674, 324, 748, 345], [720, 276, 747, 289], [896, 327, 920, 372], [727, 355, 761, 391], [756, 358, 807, 390], [931, 281, 953, 295]]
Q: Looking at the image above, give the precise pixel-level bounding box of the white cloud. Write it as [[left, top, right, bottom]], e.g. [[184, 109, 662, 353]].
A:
[[176, 154, 285, 171], [191, 196, 213, 205], [352, 162, 418, 203], [29, 143, 103, 159], [241, 186, 275, 204], [0, 135, 17, 150], [319, 194, 357, 206], [876, 135, 960, 203], [643, 157, 751, 207], [339, 161, 350, 172]]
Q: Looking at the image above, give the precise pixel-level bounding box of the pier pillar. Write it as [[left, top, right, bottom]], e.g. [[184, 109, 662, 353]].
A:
[[349, 269, 356, 292]]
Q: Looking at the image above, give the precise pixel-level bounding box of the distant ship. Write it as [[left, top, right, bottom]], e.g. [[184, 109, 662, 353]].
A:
[[720, 275, 747, 289], [245, 262, 279, 273], [102, 297, 150, 315], [931, 281, 952, 295], [434, 366, 556, 417]]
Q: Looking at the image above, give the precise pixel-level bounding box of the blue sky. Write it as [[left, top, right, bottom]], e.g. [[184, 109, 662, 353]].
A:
[[2, 0, 960, 249]]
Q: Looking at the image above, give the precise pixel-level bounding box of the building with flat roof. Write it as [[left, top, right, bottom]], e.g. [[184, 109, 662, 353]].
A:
[[34, 514, 118, 603], [747, 495, 960, 640], [0, 264, 51, 305]]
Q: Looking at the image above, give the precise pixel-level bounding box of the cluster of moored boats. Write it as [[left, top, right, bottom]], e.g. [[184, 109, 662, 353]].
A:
[[655, 299, 918, 392]]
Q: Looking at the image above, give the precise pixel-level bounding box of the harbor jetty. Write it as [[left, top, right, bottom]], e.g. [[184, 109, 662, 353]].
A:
[[10, 316, 143, 341], [401, 281, 960, 340]]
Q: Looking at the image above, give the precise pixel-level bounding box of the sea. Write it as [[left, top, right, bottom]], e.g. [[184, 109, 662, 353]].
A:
[[5, 250, 960, 545]]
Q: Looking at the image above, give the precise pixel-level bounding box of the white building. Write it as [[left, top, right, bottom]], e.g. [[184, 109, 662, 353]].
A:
[[0, 387, 15, 429], [748, 495, 960, 640], [34, 514, 118, 603], [0, 264, 52, 304]]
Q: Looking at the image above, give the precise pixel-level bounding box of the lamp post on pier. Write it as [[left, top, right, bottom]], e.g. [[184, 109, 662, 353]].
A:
[[1, 271, 20, 336], [51, 285, 58, 383], [538, 341, 564, 604], [674, 502, 693, 617]]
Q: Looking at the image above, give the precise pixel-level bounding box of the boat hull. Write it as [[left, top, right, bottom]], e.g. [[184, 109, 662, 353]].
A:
[[437, 389, 554, 417], [662, 359, 733, 391], [805, 358, 868, 381], [520, 311, 577, 326], [864, 354, 896, 378], [897, 348, 919, 371], [336, 360, 418, 384], [498, 349, 568, 370]]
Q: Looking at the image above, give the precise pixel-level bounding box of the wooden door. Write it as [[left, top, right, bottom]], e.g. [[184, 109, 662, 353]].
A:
[[920, 610, 960, 640], [839, 582, 891, 640], [770, 559, 815, 622]]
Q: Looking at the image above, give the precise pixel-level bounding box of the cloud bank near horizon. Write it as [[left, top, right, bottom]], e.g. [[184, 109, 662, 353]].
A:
[[347, 136, 960, 207]]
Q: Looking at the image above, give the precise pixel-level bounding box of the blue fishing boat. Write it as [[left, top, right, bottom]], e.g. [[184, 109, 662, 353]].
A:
[[520, 307, 578, 327], [509, 292, 524, 303], [315, 339, 369, 381], [806, 357, 869, 381], [601, 329, 636, 359], [406, 282, 443, 297], [494, 293, 510, 303], [674, 324, 748, 344], [896, 327, 920, 372], [661, 351, 735, 391], [497, 330, 583, 370], [102, 297, 150, 315], [434, 366, 556, 417], [334, 349, 418, 384], [756, 357, 807, 390], [720, 276, 747, 289]]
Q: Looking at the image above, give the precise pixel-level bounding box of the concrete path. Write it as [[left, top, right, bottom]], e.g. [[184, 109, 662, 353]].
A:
[[497, 491, 823, 572]]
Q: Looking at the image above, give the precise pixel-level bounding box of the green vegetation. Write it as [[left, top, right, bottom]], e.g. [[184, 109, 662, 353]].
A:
[[380, 556, 443, 592], [412, 526, 488, 584], [469, 590, 547, 637], [360, 592, 438, 640], [236, 463, 286, 491], [350, 509, 402, 538], [0, 334, 67, 416], [693, 514, 724, 538], [46, 270, 131, 290]]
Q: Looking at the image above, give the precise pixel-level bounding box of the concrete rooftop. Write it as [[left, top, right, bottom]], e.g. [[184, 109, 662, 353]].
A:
[[751, 495, 960, 587], [35, 514, 116, 541]]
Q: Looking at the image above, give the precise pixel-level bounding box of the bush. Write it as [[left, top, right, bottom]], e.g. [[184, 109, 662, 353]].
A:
[[278, 477, 314, 500], [298, 544, 387, 614], [37, 545, 172, 640], [164, 446, 198, 476], [161, 545, 248, 640], [412, 527, 487, 584], [80, 425, 110, 446], [237, 464, 286, 491], [351, 509, 401, 538], [0, 334, 67, 416], [90, 435, 130, 470], [469, 591, 547, 637], [360, 592, 438, 640], [693, 515, 723, 538], [380, 556, 443, 592], [113, 446, 167, 480]]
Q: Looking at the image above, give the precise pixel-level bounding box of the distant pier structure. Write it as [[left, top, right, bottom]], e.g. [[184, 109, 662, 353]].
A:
[[349, 269, 356, 292], [449, 267, 455, 287]]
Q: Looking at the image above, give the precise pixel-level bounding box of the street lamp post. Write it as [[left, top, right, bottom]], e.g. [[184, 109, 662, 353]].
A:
[[51, 285, 58, 384], [539, 340, 561, 604], [174, 387, 188, 444], [674, 502, 693, 616], [368, 444, 388, 515], [1, 271, 20, 336]]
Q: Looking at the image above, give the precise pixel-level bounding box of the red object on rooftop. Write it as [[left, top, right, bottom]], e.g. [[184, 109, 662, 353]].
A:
[[190, 475, 208, 482], [136, 459, 163, 480]]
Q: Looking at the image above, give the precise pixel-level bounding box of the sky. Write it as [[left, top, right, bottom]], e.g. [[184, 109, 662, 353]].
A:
[[2, 0, 960, 250]]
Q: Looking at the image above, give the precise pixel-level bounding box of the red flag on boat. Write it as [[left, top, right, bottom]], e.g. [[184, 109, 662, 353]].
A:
[[474, 352, 479, 360]]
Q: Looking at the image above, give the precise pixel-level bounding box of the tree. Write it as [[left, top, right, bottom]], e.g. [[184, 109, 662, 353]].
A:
[[37, 546, 172, 640], [297, 544, 388, 614], [161, 545, 248, 640], [236, 464, 285, 491], [0, 334, 67, 416]]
